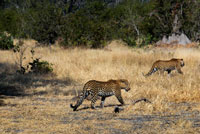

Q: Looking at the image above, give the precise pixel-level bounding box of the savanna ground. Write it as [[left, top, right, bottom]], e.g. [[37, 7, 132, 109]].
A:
[[1, 40, 200, 134]]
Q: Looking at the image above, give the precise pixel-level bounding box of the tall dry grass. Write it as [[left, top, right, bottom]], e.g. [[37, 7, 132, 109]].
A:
[[1, 40, 200, 133], [1, 40, 200, 109]]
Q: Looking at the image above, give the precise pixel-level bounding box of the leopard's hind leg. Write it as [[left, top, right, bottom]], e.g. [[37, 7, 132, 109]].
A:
[[91, 94, 98, 109]]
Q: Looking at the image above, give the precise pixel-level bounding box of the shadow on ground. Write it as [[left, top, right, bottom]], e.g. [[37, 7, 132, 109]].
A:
[[0, 62, 76, 105], [75, 104, 125, 111]]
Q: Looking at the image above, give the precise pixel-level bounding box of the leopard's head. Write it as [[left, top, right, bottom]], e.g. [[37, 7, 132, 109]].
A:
[[118, 79, 131, 92], [180, 59, 185, 67]]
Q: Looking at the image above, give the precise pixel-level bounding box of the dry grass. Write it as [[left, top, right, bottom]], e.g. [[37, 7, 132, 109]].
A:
[[0, 40, 200, 133]]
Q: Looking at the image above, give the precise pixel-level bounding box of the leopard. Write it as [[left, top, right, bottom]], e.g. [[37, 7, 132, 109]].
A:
[[70, 79, 131, 111], [143, 58, 184, 77]]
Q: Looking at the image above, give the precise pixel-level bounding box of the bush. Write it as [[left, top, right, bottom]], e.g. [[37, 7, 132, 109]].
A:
[[135, 34, 153, 47], [123, 36, 136, 47], [0, 32, 14, 50], [13, 40, 53, 74], [29, 58, 53, 74]]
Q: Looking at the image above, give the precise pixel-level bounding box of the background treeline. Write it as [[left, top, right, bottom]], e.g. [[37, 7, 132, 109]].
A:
[[0, 0, 199, 48]]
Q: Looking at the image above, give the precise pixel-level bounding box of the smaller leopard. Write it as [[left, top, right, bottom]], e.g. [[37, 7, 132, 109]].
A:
[[70, 79, 131, 111], [143, 58, 185, 77]]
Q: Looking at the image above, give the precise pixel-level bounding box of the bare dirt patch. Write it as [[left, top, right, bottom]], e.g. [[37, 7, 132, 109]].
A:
[[1, 95, 200, 134]]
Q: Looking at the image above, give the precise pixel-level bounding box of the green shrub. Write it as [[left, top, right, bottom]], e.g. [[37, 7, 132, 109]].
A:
[[135, 34, 153, 47], [13, 40, 54, 74], [29, 58, 53, 74], [0, 32, 14, 50], [123, 36, 136, 47], [143, 34, 152, 46]]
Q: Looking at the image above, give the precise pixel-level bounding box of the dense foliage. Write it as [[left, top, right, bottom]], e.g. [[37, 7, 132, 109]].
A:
[[0, 0, 199, 48], [0, 32, 14, 50]]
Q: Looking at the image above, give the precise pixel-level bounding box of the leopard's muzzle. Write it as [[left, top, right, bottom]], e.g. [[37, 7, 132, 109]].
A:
[[125, 87, 131, 92]]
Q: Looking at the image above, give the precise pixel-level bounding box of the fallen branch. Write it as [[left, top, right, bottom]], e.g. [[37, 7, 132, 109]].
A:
[[132, 98, 151, 105], [114, 98, 151, 113]]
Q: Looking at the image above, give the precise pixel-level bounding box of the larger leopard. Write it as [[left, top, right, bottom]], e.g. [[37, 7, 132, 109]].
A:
[[70, 79, 131, 111]]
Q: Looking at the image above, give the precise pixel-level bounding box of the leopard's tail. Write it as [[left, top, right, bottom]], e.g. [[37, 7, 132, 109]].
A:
[[143, 66, 158, 77], [70, 86, 89, 111]]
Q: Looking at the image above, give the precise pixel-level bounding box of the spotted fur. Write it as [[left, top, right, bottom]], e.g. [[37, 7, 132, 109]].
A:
[[70, 79, 131, 111], [143, 58, 185, 77]]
